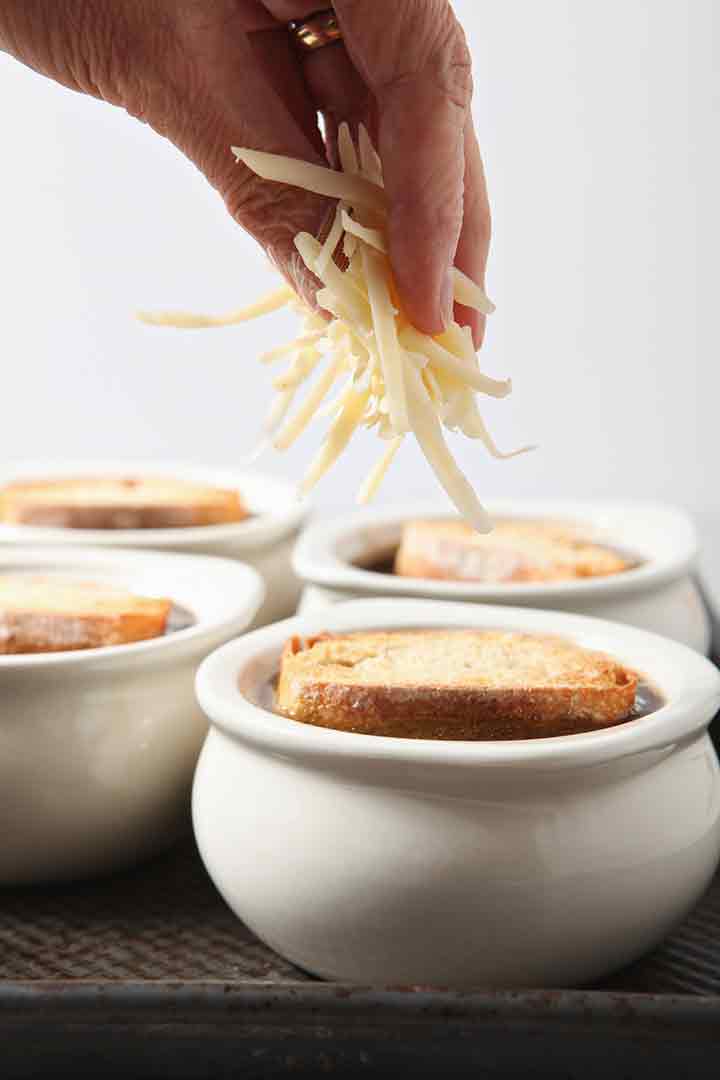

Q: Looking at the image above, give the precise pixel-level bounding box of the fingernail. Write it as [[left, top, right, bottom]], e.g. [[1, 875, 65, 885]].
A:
[[440, 272, 454, 328]]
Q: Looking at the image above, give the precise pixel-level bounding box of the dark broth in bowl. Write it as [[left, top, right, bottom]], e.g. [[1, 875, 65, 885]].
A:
[[165, 603, 196, 635], [351, 517, 644, 581]]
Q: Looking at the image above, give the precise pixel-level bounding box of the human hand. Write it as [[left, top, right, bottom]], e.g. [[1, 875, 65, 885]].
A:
[[0, 1, 490, 343]]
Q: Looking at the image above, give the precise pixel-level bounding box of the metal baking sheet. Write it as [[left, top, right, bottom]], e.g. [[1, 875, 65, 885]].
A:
[[1, 579, 719, 1077], [1, 842, 718, 1078]]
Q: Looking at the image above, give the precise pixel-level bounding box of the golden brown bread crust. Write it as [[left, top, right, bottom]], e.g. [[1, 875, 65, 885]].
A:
[[276, 630, 638, 740], [394, 519, 631, 584], [0, 610, 170, 653], [0, 578, 171, 654], [0, 476, 249, 529]]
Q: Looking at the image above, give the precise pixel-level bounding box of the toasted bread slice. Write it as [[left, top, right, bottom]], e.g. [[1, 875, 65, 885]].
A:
[[0, 476, 248, 529], [0, 577, 171, 653], [394, 518, 631, 584], [276, 630, 638, 740]]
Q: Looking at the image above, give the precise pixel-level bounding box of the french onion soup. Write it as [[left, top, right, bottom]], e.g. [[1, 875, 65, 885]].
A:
[[355, 518, 641, 585], [0, 576, 194, 654], [267, 629, 660, 740], [0, 476, 249, 530]]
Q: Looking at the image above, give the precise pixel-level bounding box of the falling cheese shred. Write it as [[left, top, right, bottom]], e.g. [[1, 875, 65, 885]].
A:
[[137, 285, 294, 328], [138, 123, 530, 531]]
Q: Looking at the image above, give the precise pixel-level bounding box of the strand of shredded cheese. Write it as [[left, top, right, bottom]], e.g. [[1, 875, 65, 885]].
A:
[[398, 326, 511, 399], [261, 332, 324, 364], [138, 122, 531, 530], [337, 123, 359, 175], [361, 244, 409, 434], [357, 436, 403, 503], [300, 384, 371, 495], [316, 203, 346, 275], [273, 356, 341, 450], [137, 284, 293, 328], [405, 362, 492, 533], [232, 147, 386, 214], [453, 269, 496, 316]]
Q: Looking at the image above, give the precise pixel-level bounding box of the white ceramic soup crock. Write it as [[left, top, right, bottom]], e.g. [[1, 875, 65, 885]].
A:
[[0, 460, 308, 627], [1, 546, 263, 885], [293, 500, 710, 653], [194, 598, 720, 988]]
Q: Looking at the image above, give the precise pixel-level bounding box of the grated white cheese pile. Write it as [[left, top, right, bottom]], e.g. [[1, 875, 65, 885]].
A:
[[139, 124, 531, 532]]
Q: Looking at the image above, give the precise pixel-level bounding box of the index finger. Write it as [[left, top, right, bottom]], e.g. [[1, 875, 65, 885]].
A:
[[334, 0, 473, 335]]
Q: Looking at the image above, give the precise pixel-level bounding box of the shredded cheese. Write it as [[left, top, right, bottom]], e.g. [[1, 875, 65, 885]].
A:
[[300, 384, 371, 495], [453, 269, 496, 316], [261, 332, 324, 365], [315, 203, 346, 276], [361, 244, 409, 434], [337, 123, 359, 175], [137, 285, 294, 329], [342, 210, 386, 254], [139, 122, 530, 530], [273, 356, 341, 451], [399, 326, 511, 399], [231, 147, 386, 214], [357, 436, 403, 503], [405, 363, 492, 533]]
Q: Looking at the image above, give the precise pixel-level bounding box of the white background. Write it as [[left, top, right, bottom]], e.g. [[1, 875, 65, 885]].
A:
[[1, 2, 719, 596]]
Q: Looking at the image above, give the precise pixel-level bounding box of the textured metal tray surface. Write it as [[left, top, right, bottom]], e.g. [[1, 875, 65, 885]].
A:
[[1, 843, 719, 1078], [1, 841, 720, 995]]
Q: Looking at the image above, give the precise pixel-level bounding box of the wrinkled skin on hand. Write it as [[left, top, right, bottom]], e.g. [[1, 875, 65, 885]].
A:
[[0, 0, 491, 343]]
